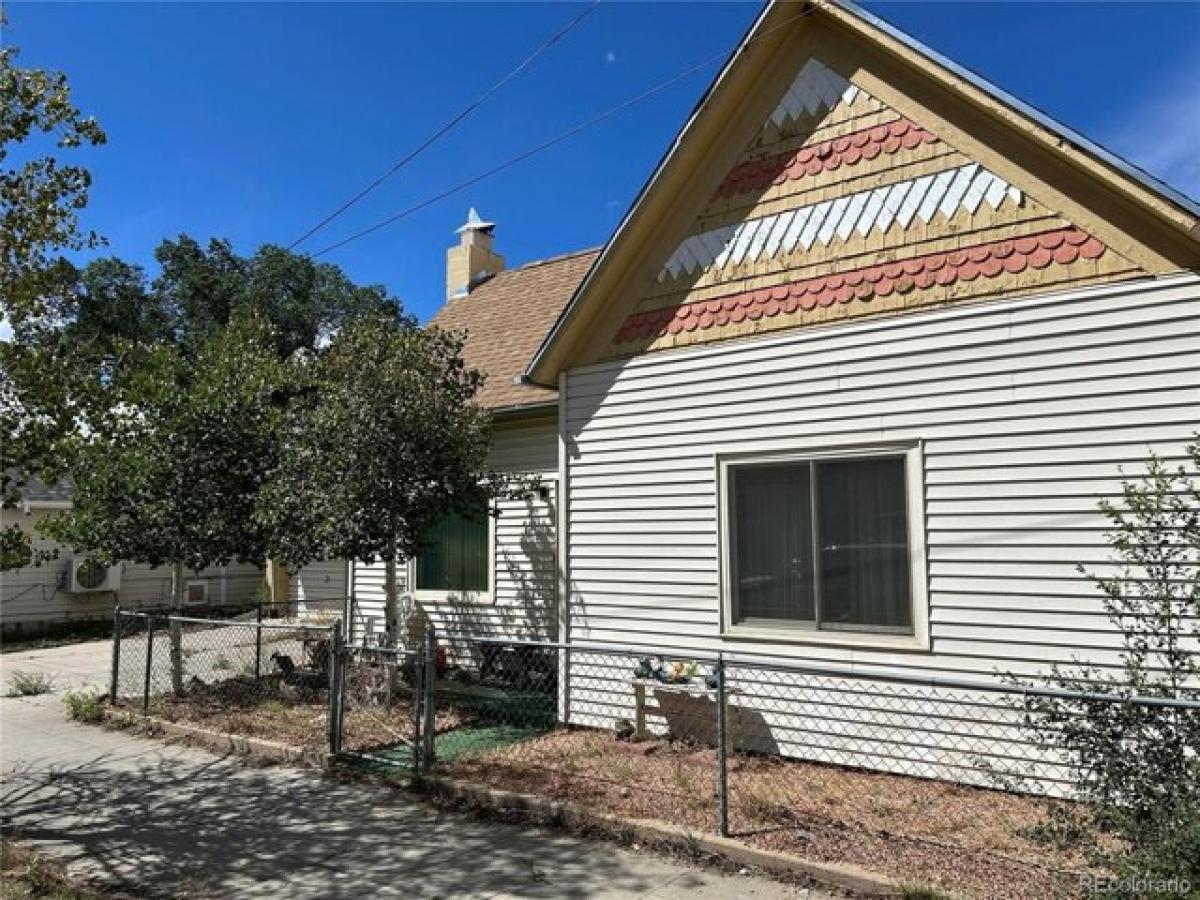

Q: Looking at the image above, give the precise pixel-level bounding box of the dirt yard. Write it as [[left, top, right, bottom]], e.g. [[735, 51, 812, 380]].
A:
[[117, 677, 1109, 899], [122, 676, 467, 759], [444, 728, 1107, 900]]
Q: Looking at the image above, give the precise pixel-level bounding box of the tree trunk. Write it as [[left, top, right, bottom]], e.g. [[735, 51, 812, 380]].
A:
[[265, 560, 290, 615], [169, 560, 184, 696]]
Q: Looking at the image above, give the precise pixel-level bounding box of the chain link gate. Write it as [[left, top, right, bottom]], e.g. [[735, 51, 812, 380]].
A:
[[328, 632, 433, 772]]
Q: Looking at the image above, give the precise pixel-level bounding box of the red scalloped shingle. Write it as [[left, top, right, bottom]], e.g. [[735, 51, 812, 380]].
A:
[[616, 227, 1107, 344], [716, 117, 939, 199]]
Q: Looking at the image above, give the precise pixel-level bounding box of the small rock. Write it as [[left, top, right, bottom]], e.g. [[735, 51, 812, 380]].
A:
[[683, 749, 744, 771]]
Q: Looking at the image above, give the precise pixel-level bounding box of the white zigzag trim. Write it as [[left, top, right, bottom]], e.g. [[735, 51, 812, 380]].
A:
[[769, 58, 868, 128], [660, 164, 1023, 282]]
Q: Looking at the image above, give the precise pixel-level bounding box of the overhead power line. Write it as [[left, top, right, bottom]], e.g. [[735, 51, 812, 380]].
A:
[[288, 0, 601, 250], [308, 5, 816, 261]]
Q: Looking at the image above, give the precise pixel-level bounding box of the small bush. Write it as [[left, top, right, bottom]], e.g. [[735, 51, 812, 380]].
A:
[[63, 690, 105, 723], [4, 670, 54, 697], [1100, 810, 1200, 899], [1011, 439, 1200, 880]]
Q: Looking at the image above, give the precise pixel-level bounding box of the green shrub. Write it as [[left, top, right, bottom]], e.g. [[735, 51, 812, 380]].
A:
[[63, 690, 105, 723], [1012, 439, 1200, 880], [1101, 811, 1200, 898], [4, 670, 54, 697]]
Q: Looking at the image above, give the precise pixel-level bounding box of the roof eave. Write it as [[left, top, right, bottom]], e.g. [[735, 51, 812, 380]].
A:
[[524, 0, 787, 388], [832, 0, 1200, 221], [486, 397, 558, 420]]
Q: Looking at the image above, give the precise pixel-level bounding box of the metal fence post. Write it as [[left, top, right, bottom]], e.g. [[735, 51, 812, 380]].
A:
[[422, 627, 437, 773], [110, 606, 122, 704], [143, 615, 155, 714], [411, 647, 423, 774], [327, 620, 343, 755], [560, 645, 571, 726], [254, 602, 264, 679], [715, 652, 729, 838]]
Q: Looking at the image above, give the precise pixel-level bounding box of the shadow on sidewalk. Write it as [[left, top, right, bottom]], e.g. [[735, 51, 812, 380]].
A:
[[0, 748, 709, 898]]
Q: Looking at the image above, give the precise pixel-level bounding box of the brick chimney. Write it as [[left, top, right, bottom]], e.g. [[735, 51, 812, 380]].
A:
[[446, 208, 505, 302]]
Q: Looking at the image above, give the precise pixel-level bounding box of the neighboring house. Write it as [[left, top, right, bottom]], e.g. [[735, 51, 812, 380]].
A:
[[349, 213, 598, 643], [1, 481, 264, 636]]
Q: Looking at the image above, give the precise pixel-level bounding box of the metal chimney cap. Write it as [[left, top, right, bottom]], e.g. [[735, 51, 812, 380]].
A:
[[456, 207, 495, 234]]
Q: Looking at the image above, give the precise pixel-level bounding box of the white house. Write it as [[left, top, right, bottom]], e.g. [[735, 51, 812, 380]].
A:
[[366, 0, 1199, 776], [1, 481, 265, 636]]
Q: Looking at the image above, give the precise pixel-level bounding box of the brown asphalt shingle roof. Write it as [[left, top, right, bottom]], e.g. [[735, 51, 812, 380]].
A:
[[428, 247, 599, 411]]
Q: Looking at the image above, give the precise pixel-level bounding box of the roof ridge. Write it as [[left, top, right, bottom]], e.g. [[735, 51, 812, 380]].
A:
[[502, 245, 601, 275]]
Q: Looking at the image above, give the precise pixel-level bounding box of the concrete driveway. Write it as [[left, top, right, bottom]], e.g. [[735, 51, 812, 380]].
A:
[[1, 641, 828, 899], [1, 635, 114, 693]]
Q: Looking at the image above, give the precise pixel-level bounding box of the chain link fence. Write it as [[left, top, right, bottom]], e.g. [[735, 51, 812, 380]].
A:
[[111, 609, 339, 752], [329, 644, 427, 767], [359, 632, 1197, 897], [108, 615, 1199, 896]]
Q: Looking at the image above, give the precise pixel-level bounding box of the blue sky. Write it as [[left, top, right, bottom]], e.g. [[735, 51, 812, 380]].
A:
[[6, 1, 1199, 324]]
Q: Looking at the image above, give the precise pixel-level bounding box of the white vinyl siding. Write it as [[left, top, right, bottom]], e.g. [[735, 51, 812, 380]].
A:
[[288, 559, 348, 612], [561, 274, 1200, 677], [350, 412, 559, 643], [558, 274, 1198, 785]]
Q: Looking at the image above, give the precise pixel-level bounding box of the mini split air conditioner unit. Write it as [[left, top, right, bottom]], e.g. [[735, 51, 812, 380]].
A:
[[69, 558, 122, 594]]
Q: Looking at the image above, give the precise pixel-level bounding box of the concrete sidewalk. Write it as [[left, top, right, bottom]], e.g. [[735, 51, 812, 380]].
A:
[[1, 643, 826, 899]]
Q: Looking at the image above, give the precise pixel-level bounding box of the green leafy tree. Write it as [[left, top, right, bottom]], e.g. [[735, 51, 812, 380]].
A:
[[0, 21, 104, 566], [0, 522, 35, 570], [1012, 440, 1200, 893], [43, 316, 287, 572], [1, 238, 394, 570], [1, 22, 106, 327], [42, 316, 288, 687], [259, 316, 493, 645], [152, 236, 395, 356]]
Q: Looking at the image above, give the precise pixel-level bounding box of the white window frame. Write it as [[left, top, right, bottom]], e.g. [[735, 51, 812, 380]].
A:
[[717, 442, 930, 651], [408, 509, 496, 606]]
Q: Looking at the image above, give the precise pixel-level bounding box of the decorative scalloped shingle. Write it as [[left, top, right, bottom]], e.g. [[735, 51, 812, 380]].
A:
[[717, 118, 938, 199], [621, 227, 1106, 344]]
